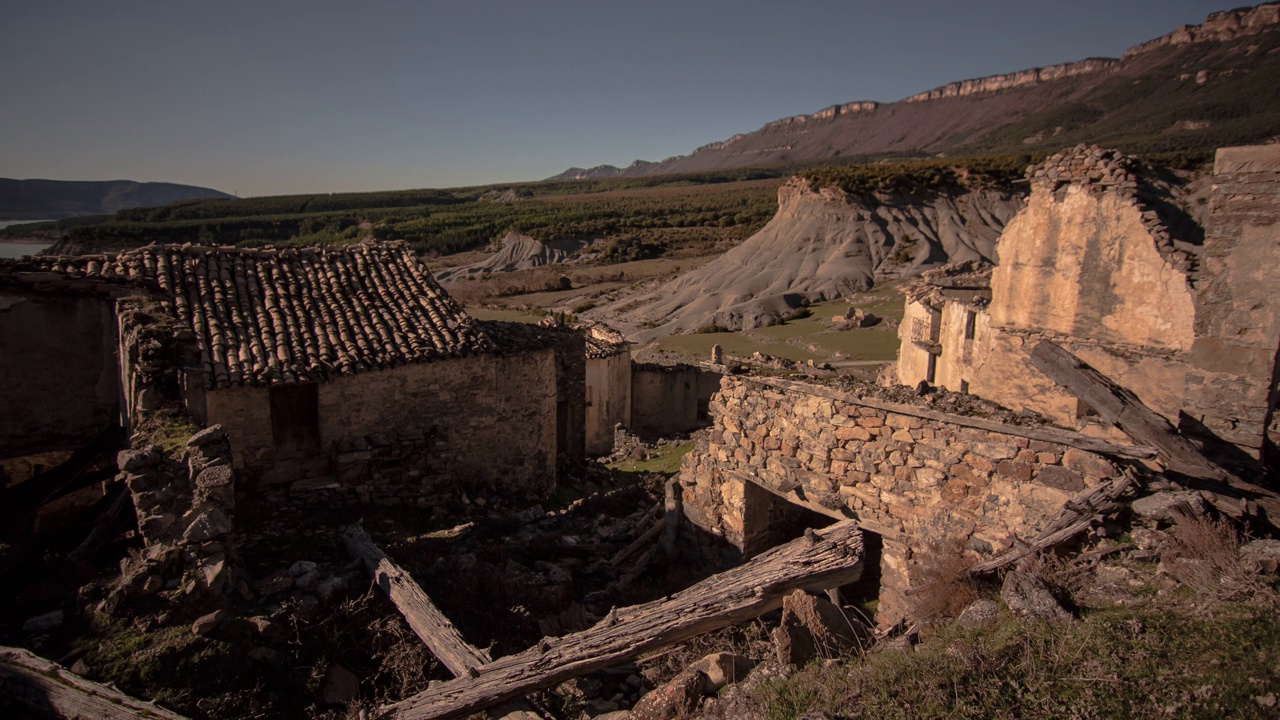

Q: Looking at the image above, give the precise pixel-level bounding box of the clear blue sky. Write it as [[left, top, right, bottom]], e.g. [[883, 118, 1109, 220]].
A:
[[0, 0, 1237, 197]]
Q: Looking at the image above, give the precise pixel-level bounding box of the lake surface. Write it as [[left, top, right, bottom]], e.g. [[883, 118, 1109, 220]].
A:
[[0, 241, 51, 259], [0, 219, 56, 258]]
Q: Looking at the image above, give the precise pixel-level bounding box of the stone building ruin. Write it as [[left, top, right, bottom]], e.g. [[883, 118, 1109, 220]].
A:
[[0, 242, 584, 513], [897, 144, 1280, 470]]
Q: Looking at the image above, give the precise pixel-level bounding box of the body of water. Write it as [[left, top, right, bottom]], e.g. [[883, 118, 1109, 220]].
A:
[[0, 219, 56, 258], [0, 241, 51, 259]]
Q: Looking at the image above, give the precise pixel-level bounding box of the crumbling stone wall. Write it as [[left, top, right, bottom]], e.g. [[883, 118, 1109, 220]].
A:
[[631, 364, 722, 439], [1184, 145, 1280, 462], [679, 375, 1122, 624], [586, 351, 632, 456], [0, 290, 120, 455]]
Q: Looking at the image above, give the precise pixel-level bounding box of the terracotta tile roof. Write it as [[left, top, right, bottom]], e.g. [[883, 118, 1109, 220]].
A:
[[1, 241, 495, 388]]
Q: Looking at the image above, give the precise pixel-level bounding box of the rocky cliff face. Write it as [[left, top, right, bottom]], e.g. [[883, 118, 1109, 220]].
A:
[[551, 3, 1280, 180], [604, 178, 1023, 339], [1124, 2, 1280, 58]]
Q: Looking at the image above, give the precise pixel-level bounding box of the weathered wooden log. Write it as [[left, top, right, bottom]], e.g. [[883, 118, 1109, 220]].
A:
[[378, 519, 864, 720], [1029, 341, 1222, 476], [344, 523, 490, 675], [610, 517, 665, 568], [342, 524, 541, 720], [1029, 340, 1280, 525], [0, 646, 188, 719], [970, 471, 1138, 574]]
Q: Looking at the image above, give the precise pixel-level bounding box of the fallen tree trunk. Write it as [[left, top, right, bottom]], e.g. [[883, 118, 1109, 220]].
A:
[[378, 519, 864, 720], [343, 525, 541, 720], [1029, 340, 1280, 526], [0, 646, 188, 719]]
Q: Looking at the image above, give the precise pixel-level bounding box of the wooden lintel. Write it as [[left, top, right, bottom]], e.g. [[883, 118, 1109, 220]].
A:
[[377, 519, 864, 720]]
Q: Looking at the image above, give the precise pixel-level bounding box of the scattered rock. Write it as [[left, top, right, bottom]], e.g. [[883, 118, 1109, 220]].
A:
[[314, 574, 349, 602], [186, 425, 226, 447], [248, 646, 281, 663], [23, 610, 64, 634], [956, 598, 1000, 628], [195, 464, 232, 488], [629, 667, 708, 720], [1240, 539, 1280, 574], [248, 616, 287, 643], [773, 590, 864, 665], [1001, 570, 1070, 622], [69, 659, 90, 676], [289, 560, 318, 578], [191, 609, 227, 636], [1131, 491, 1207, 524], [689, 652, 757, 692], [183, 508, 232, 543], [322, 663, 360, 704], [117, 446, 160, 472], [254, 569, 295, 596], [1130, 527, 1170, 557]]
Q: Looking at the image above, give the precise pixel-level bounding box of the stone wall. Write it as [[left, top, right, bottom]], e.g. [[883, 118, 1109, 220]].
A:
[[202, 348, 560, 507], [1184, 145, 1280, 462], [0, 290, 120, 456], [586, 351, 632, 456], [679, 375, 1123, 624], [631, 364, 722, 439]]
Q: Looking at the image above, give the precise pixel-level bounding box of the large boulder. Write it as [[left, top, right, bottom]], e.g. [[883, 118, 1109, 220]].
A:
[[1000, 570, 1070, 622]]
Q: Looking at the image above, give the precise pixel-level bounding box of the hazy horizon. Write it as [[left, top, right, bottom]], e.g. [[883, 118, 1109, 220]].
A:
[[1, 0, 1241, 197]]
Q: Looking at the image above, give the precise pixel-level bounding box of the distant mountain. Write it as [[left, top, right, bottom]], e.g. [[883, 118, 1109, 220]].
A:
[[545, 160, 660, 181], [552, 2, 1280, 179], [0, 179, 234, 221]]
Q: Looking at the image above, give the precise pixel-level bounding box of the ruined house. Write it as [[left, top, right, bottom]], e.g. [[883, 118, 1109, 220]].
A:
[[896, 144, 1280, 468], [0, 241, 584, 510]]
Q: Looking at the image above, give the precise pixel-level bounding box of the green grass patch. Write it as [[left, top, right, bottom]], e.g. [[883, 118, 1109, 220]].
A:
[[608, 441, 694, 475], [656, 332, 823, 364]]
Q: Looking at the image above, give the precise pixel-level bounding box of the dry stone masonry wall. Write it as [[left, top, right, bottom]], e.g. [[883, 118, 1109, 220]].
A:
[[679, 375, 1123, 624]]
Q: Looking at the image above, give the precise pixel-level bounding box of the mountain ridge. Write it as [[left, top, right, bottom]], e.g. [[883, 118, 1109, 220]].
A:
[[0, 178, 234, 221], [550, 2, 1280, 181]]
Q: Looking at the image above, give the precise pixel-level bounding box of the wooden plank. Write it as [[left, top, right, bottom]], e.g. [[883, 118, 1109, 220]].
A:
[[342, 525, 541, 720], [1028, 341, 1220, 477], [969, 471, 1138, 574], [378, 519, 864, 720], [1028, 340, 1280, 526], [0, 645, 188, 719], [747, 376, 1157, 459]]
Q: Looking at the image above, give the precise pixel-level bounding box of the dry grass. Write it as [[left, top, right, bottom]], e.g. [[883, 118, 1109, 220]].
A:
[[1161, 514, 1269, 601], [909, 540, 981, 621]]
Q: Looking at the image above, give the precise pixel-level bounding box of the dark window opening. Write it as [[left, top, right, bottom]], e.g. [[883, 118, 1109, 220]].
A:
[[963, 310, 976, 341], [926, 353, 937, 384], [959, 379, 970, 394]]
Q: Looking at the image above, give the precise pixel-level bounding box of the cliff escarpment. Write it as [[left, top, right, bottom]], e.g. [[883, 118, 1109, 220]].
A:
[[553, 3, 1280, 180], [605, 178, 1024, 339]]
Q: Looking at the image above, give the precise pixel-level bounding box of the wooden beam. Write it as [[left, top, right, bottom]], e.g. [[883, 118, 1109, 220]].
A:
[[0, 645, 188, 719], [342, 525, 541, 720], [377, 519, 864, 720], [1028, 340, 1280, 526], [970, 471, 1138, 574], [747, 376, 1157, 459], [1029, 341, 1220, 477]]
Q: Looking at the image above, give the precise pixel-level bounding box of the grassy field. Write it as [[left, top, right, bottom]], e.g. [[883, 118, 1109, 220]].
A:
[[652, 287, 906, 367]]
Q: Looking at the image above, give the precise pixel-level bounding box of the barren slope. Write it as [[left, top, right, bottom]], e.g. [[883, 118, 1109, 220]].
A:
[[602, 179, 1023, 340], [435, 232, 585, 283]]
